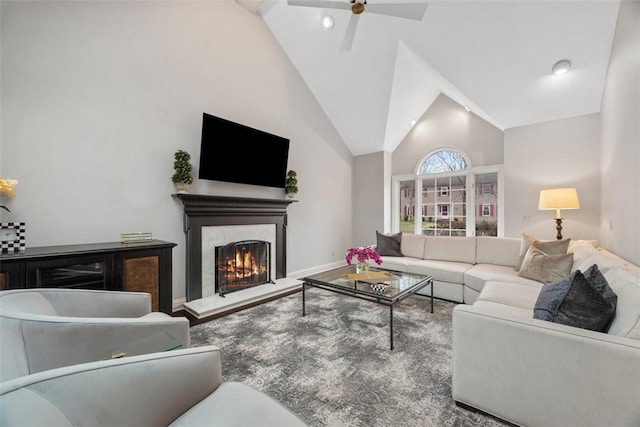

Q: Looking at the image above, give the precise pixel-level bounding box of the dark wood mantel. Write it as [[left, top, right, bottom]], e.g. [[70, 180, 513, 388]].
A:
[[172, 194, 297, 301]]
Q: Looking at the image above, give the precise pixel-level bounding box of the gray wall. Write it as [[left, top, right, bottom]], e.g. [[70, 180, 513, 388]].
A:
[[392, 94, 504, 175], [504, 114, 601, 241], [0, 1, 353, 306], [599, 0, 640, 266]]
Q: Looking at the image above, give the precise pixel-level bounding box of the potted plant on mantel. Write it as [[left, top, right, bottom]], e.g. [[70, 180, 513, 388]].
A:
[[285, 170, 298, 199], [172, 150, 193, 194]]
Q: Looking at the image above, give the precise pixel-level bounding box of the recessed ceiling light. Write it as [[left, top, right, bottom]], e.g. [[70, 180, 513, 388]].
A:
[[464, 105, 471, 112], [322, 15, 334, 29], [552, 59, 572, 75], [410, 119, 417, 127]]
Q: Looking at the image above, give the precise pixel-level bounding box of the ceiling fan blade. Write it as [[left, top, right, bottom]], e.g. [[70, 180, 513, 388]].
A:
[[340, 13, 359, 52], [365, 2, 429, 20], [287, 0, 352, 11]]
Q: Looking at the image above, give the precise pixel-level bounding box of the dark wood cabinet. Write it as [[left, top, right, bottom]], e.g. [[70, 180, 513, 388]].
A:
[[0, 240, 176, 314]]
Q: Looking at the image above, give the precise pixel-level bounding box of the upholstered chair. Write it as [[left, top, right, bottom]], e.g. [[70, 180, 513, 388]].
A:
[[0, 345, 308, 426], [0, 288, 190, 381]]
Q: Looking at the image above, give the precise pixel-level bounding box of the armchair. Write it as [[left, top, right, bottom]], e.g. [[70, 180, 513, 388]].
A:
[[0, 288, 190, 381], [0, 345, 308, 426]]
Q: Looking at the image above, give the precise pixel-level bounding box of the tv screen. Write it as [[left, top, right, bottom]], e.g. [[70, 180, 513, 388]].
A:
[[198, 113, 290, 188]]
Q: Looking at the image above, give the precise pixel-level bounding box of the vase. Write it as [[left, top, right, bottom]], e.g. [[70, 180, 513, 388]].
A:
[[175, 183, 190, 194], [287, 192, 296, 199], [356, 261, 370, 274]]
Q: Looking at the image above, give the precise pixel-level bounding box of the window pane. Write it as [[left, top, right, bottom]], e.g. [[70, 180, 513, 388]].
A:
[[420, 149, 468, 174], [423, 175, 466, 237], [476, 172, 498, 236], [399, 180, 416, 232]]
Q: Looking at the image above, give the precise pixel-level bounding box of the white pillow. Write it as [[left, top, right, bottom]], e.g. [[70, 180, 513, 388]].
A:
[[605, 268, 640, 339]]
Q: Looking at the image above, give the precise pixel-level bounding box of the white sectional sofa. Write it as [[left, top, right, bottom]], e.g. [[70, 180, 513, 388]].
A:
[[380, 233, 640, 426]]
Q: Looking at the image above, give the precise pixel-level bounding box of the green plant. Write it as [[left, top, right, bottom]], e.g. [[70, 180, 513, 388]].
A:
[[171, 150, 193, 185], [285, 170, 298, 194]]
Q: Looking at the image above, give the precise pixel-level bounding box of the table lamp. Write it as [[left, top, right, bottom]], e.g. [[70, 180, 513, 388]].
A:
[[538, 188, 580, 240]]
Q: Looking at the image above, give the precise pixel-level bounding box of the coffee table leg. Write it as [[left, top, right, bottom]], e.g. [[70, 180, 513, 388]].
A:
[[389, 305, 394, 350], [430, 279, 434, 314], [302, 283, 306, 317]]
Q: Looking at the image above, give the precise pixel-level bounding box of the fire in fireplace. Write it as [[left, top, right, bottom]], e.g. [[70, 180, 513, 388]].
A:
[[215, 240, 273, 297]]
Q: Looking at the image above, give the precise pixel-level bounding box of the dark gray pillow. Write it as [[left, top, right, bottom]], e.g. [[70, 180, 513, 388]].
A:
[[533, 264, 617, 332], [375, 231, 403, 257]]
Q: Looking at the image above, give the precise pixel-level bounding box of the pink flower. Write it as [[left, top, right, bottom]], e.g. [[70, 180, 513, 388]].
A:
[[345, 246, 383, 265]]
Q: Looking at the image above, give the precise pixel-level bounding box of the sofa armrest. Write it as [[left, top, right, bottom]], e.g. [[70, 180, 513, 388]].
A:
[[0, 346, 223, 426], [452, 304, 640, 427]]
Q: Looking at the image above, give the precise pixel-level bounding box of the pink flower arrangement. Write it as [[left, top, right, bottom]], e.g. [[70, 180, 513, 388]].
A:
[[345, 246, 383, 266]]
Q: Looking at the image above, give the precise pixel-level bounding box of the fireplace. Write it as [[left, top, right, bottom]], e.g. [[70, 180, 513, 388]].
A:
[[173, 194, 296, 301], [216, 239, 273, 296]]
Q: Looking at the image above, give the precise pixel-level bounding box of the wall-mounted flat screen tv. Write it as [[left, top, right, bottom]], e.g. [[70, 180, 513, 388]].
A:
[[198, 113, 290, 188]]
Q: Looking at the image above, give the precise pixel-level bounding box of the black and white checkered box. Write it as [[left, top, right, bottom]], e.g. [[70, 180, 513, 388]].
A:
[[1, 222, 26, 253]]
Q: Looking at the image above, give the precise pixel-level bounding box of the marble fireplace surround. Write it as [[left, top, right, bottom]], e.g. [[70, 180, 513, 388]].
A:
[[173, 194, 299, 318]]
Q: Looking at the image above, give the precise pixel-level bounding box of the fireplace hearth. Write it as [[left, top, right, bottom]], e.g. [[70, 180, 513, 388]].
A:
[[216, 239, 273, 297]]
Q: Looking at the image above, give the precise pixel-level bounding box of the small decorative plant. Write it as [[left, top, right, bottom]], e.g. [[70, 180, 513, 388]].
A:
[[285, 170, 298, 196], [0, 177, 18, 213], [171, 150, 193, 185]]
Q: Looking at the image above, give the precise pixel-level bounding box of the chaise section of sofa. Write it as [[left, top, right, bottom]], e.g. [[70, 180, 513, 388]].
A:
[[451, 240, 640, 426]]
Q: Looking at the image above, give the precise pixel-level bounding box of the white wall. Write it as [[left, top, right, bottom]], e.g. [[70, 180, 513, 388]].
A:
[[392, 94, 504, 175], [0, 1, 353, 306], [504, 113, 601, 241], [599, 0, 640, 266], [353, 151, 387, 247]]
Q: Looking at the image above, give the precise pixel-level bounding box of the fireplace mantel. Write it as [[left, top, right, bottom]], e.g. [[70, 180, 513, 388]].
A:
[[173, 194, 297, 301]]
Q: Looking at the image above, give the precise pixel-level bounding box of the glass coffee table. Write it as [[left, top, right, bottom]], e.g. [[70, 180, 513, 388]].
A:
[[301, 265, 433, 350]]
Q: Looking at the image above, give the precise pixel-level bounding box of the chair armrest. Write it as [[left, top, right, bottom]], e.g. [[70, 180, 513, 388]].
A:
[[17, 315, 190, 375], [0, 346, 223, 426], [39, 289, 153, 317], [452, 304, 640, 427]]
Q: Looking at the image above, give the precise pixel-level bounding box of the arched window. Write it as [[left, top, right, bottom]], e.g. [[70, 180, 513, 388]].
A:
[[418, 149, 468, 174]]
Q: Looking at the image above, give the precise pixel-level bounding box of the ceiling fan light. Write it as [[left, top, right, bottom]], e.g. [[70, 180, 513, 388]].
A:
[[552, 59, 572, 75], [322, 15, 334, 29]]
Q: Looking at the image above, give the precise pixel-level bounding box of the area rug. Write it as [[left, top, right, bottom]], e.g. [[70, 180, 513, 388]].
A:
[[190, 288, 506, 427]]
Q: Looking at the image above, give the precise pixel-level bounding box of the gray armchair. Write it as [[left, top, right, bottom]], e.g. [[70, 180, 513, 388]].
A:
[[0, 345, 308, 426], [0, 288, 190, 381]]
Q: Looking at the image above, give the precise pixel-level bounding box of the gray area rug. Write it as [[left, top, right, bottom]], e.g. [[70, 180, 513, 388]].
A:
[[190, 288, 506, 427]]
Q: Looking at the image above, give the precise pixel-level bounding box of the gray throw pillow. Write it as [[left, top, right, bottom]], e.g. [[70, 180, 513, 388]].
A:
[[534, 264, 618, 332], [518, 245, 574, 284], [375, 231, 403, 257]]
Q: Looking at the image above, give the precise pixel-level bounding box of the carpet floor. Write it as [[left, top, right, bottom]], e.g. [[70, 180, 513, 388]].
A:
[[189, 288, 507, 427]]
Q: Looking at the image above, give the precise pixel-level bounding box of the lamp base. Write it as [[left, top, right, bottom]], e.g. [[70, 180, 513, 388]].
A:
[[554, 218, 564, 240]]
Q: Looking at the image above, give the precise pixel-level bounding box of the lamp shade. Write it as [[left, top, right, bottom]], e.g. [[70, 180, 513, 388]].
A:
[[539, 188, 580, 218]]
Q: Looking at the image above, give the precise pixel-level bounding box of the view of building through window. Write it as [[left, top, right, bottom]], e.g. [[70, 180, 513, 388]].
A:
[[397, 149, 499, 236]]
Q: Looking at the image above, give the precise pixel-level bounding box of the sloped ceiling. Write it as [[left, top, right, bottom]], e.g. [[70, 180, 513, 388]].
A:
[[256, 0, 620, 156]]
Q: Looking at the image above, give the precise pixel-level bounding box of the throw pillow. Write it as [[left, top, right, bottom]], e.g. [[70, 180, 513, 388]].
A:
[[518, 245, 574, 284], [375, 231, 403, 257], [514, 233, 571, 271], [533, 264, 618, 332]]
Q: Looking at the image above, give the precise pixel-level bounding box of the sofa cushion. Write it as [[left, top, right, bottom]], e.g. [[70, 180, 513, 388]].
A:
[[518, 246, 574, 284], [605, 268, 640, 339], [476, 281, 541, 310], [465, 264, 543, 294], [423, 236, 476, 264], [515, 233, 570, 271], [401, 233, 425, 259], [475, 236, 520, 267], [171, 382, 307, 427], [375, 231, 403, 257], [379, 256, 413, 272], [403, 259, 472, 284], [533, 265, 617, 332]]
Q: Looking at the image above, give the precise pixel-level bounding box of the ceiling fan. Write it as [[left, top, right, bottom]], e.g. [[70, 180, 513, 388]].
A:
[[287, 0, 429, 52]]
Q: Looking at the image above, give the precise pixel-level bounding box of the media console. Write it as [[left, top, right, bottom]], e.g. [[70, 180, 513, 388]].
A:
[[0, 240, 176, 314]]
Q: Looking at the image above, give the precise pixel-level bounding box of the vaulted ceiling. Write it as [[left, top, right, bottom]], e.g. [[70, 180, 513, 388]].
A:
[[249, 0, 620, 156]]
